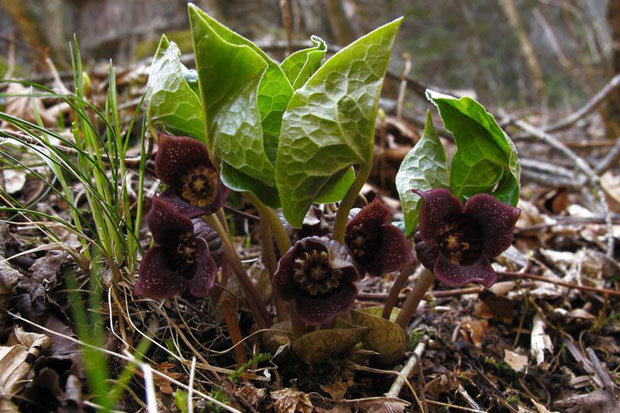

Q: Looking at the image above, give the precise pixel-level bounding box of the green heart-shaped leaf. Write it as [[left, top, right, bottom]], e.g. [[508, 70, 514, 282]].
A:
[[426, 90, 520, 206], [396, 111, 449, 236], [189, 5, 294, 206], [280, 36, 326, 89], [276, 18, 403, 227], [145, 36, 204, 141], [351, 307, 407, 365]]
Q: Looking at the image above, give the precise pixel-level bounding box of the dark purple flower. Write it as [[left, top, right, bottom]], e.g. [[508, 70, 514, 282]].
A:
[[345, 197, 414, 276], [155, 132, 229, 217], [272, 237, 360, 326], [279, 206, 330, 243], [413, 188, 521, 288], [134, 197, 224, 299]]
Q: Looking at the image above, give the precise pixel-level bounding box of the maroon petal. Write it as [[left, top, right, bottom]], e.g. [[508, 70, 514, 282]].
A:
[[463, 193, 521, 257], [365, 224, 414, 276], [434, 254, 497, 288], [155, 133, 213, 188], [186, 239, 217, 298], [146, 197, 194, 244], [415, 189, 463, 246], [134, 246, 187, 299], [272, 242, 304, 301], [346, 196, 390, 233], [295, 282, 358, 326], [159, 188, 212, 218]]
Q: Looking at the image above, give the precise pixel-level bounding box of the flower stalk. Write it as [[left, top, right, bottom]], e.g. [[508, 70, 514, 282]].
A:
[[332, 161, 373, 244], [205, 214, 271, 329], [382, 262, 417, 319], [395, 267, 435, 329], [257, 208, 288, 322]]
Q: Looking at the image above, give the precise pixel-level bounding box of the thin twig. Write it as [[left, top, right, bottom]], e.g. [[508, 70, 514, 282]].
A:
[[595, 136, 620, 174], [396, 53, 412, 120], [504, 114, 615, 256], [543, 74, 620, 133], [382, 263, 416, 319], [387, 336, 428, 398], [279, 0, 293, 56], [499, 271, 620, 296]]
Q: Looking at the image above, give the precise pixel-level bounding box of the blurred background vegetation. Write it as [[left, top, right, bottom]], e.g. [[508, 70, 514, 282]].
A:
[[0, 0, 617, 112]]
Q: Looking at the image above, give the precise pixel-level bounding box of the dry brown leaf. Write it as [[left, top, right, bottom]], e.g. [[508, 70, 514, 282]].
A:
[[0, 326, 51, 412], [0, 83, 68, 130], [315, 403, 352, 413], [319, 380, 349, 401], [358, 399, 407, 413], [152, 362, 184, 395], [601, 171, 620, 213], [2, 170, 26, 194], [504, 349, 528, 372], [235, 383, 267, 408], [461, 320, 488, 348], [474, 294, 514, 324], [271, 388, 313, 413]]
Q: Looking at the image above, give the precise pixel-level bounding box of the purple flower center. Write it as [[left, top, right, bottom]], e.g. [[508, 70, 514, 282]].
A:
[[293, 249, 343, 296], [181, 165, 218, 208], [436, 216, 482, 265], [345, 224, 381, 266]]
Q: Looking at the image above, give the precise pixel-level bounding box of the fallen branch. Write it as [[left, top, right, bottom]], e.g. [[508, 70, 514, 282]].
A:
[[499, 271, 620, 297], [386, 335, 428, 398], [503, 114, 615, 256], [544, 74, 620, 133]]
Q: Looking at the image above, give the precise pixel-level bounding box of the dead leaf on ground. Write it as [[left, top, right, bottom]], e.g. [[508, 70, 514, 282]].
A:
[[601, 171, 620, 213], [504, 349, 528, 372], [2, 170, 26, 194], [474, 293, 514, 324], [0, 83, 69, 130], [271, 388, 313, 413], [235, 383, 267, 409], [0, 326, 51, 412], [461, 320, 489, 348], [357, 398, 408, 413]]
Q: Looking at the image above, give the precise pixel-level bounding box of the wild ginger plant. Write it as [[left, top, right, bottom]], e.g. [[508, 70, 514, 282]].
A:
[[142, 3, 521, 368]]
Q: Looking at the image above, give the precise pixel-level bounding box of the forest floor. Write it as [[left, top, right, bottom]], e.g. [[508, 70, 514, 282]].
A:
[[0, 56, 619, 413]]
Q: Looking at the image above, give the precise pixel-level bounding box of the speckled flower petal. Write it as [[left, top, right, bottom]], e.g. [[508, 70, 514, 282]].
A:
[[346, 196, 390, 233], [414, 188, 463, 246], [155, 133, 213, 188], [463, 193, 521, 257], [134, 246, 187, 299], [186, 239, 217, 297], [295, 282, 358, 326], [363, 224, 414, 276], [272, 241, 306, 301], [273, 236, 360, 303], [159, 188, 212, 218], [146, 197, 194, 244], [434, 254, 497, 288]]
